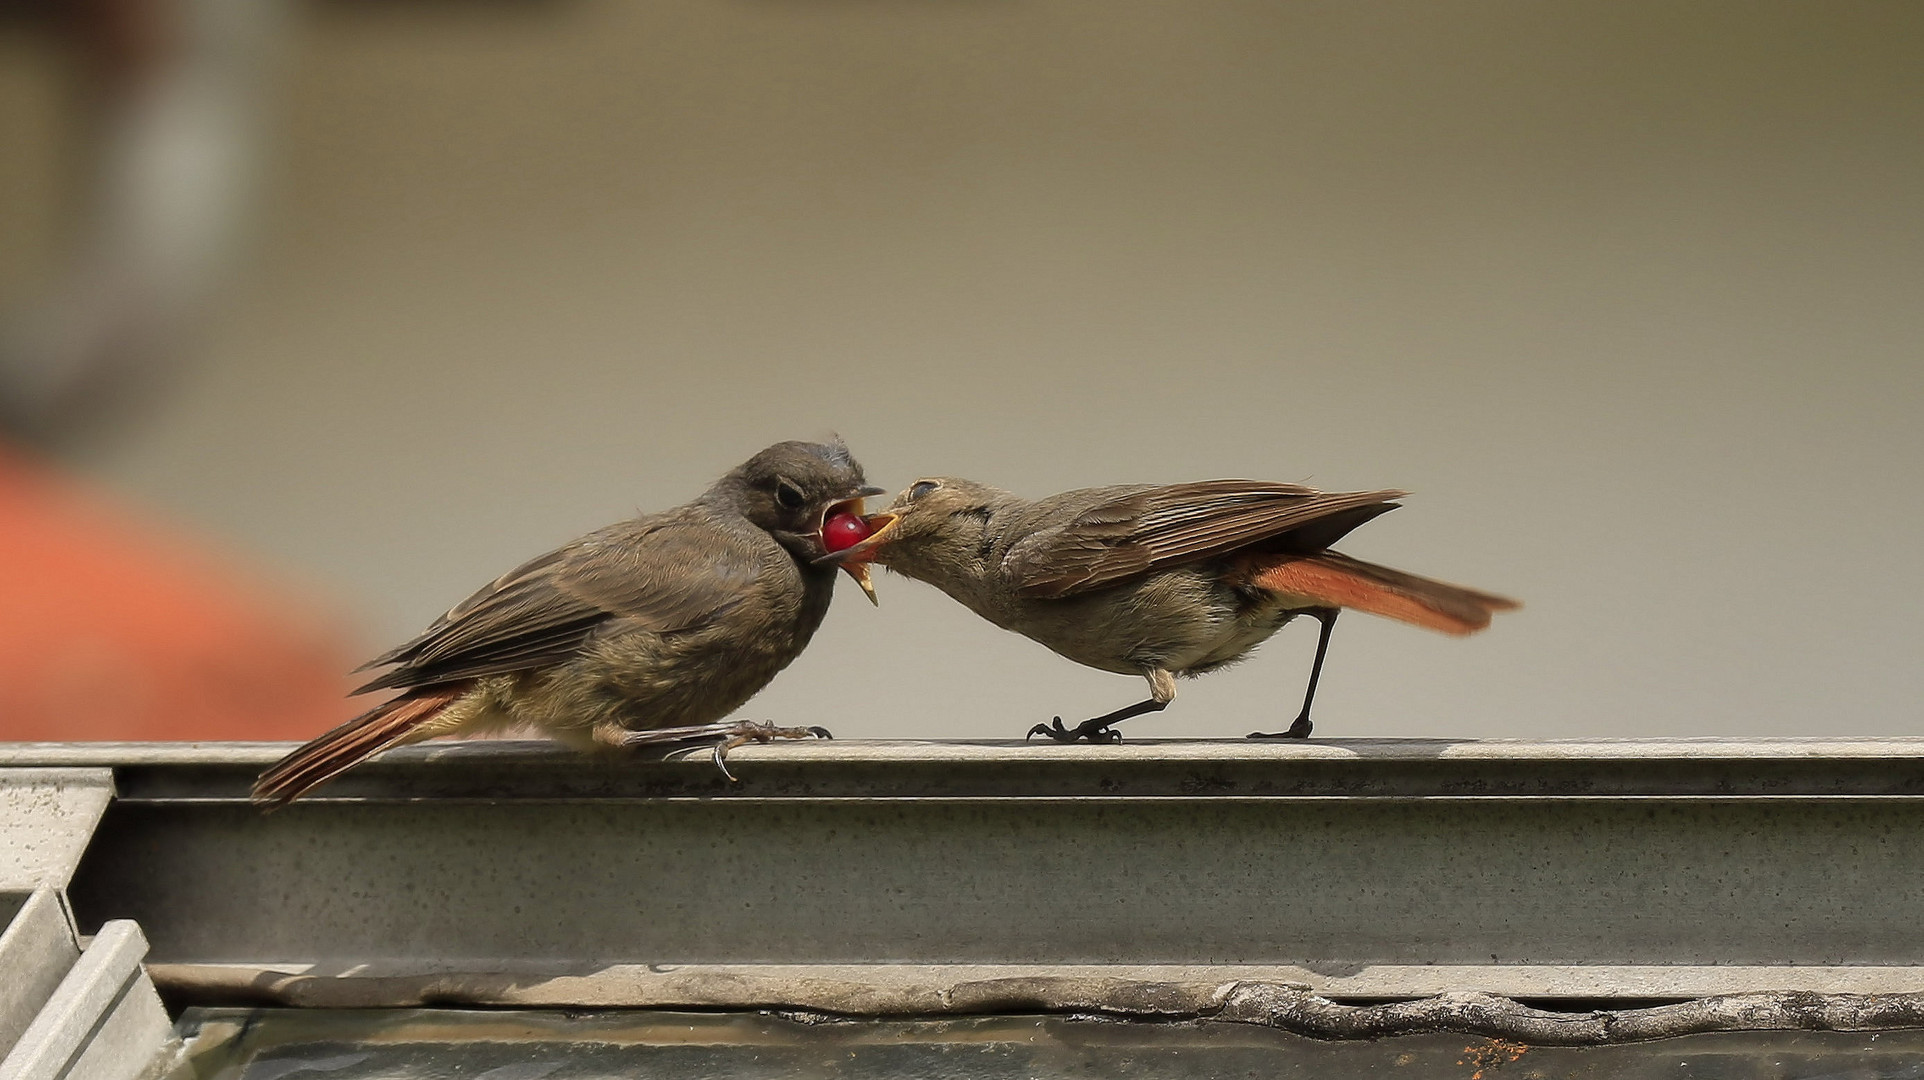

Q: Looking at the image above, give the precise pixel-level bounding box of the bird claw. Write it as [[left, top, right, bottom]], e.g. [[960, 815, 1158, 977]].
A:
[[1026, 716, 1124, 744], [708, 721, 834, 783], [710, 740, 739, 783], [1247, 716, 1314, 740]]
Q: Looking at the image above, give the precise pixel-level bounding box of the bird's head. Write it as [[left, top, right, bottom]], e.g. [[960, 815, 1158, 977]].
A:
[[814, 476, 1009, 579], [722, 440, 886, 601]]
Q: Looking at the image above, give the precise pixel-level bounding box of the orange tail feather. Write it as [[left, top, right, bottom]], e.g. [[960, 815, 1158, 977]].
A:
[[1247, 551, 1518, 635], [251, 683, 471, 807]]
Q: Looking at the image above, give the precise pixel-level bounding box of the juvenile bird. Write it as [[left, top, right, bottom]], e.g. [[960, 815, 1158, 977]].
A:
[[831, 476, 1516, 742], [252, 440, 882, 805]]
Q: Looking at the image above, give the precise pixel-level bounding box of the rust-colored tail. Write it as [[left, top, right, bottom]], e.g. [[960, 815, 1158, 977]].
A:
[[251, 683, 470, 807], [1247, 551, 1519, 635]]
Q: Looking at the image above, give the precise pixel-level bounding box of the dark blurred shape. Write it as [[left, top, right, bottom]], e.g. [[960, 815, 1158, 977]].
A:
[[0, 0, 279, 450], [0, 445, 361, 740], [0, 0, 340, 740]]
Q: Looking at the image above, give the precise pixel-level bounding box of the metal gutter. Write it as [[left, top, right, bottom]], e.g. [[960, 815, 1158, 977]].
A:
[[0, 892, 76, 1057], [0, 768, 171, 1080], [0, 922, 171, 1080], [35, 737, 1924, 1009], [17, 736, 1924, 799], [0, 770, 114, 890]]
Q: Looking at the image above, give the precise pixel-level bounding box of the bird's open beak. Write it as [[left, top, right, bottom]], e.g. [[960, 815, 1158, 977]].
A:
[[820, 491, 891, 606], [814, 506, 901, 607]]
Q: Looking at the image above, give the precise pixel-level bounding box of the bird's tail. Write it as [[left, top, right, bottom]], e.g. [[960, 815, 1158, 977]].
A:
[[1248, 551, 1519, 635], [250, 683, 471, 808]]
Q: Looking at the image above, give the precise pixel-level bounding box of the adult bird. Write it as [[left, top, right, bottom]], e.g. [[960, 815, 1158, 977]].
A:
[[252, 440, 882, 805], [830, 476, 1515, 742]]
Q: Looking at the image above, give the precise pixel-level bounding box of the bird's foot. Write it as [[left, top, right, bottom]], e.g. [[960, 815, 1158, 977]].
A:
[[616, 720, 831, 782], [1247, 716, 1313, 740], [1026, 716, 1124, 744], [708, 721, 832, 783]]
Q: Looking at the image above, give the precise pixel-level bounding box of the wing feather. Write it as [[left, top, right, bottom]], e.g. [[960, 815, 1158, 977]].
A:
[[353, 513, 764, 694], [1010, 481, 1407, 598]]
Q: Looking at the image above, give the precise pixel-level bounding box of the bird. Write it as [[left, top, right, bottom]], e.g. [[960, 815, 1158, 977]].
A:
[[827, 476, 1516, 742], [251, 440, 883, 805]]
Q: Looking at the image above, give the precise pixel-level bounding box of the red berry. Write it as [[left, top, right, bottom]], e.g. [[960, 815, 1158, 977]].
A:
[[820, 512, 873, 553]]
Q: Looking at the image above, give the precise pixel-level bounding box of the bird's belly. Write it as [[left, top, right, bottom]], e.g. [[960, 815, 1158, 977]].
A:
[[1172, 609, 1299, 674], [1000, 570, 1264, 677], [509, 595, 828, 736]]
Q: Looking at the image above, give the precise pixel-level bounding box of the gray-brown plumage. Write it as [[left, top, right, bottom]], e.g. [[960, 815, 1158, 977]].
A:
[[252, 440, 882, 805], [832, 476, 1517, 742]]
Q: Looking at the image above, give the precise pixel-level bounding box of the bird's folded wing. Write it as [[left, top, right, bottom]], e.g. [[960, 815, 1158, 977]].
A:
[[1008, 480, 1408, 599], [354, 518, 758, 693]]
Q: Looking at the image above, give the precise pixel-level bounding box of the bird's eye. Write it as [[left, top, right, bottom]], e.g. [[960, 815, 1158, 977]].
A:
[[907, 480, 941, 501], [775, 481, 806, 510]]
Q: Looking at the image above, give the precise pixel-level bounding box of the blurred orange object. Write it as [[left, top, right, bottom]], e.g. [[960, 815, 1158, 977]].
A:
[[0, 447, 363, 741]]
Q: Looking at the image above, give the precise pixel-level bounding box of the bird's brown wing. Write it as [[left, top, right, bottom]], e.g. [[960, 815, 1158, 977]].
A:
[[354, 516, 763, 694], [1007, 480, 1408, 599]]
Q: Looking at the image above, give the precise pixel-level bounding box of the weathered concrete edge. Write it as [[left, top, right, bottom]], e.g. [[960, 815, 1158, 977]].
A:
[[0, 769, 114, 891], [147, 962, 1924, 1009]]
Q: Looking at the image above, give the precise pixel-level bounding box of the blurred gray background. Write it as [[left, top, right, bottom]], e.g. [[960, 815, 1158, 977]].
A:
[[2, 0, 1918, 739]]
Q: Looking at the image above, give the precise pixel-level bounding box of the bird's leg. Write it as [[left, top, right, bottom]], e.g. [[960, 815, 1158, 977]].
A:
[[1027, 699, 1162, 744], [1249, 607, 1338, 739], [608, 720, 832, 782], [1028, 668, 1176, 744]]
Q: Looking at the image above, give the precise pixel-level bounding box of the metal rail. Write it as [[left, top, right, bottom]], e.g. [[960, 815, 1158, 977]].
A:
[[17, 737, 1924, 1007]]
